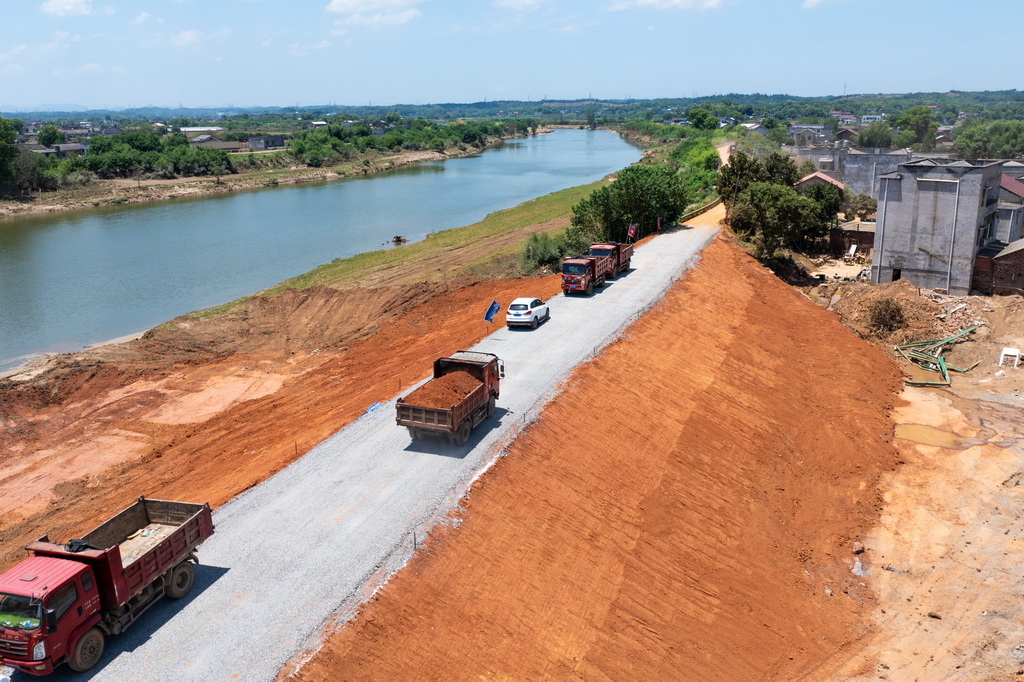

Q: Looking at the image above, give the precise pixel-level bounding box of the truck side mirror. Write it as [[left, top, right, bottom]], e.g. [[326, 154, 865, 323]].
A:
[[45, 609, 57, 633], [498, 361, 505, 379]]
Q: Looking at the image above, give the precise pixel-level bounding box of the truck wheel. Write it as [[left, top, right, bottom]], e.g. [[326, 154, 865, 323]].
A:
[[597, 275, 606, 288], [585, 281, 593, 296], [623, 260, 630, 273], [486, 395, 496, 417], [166, 561, 195, 599], [68, 627, 105, 672], [454, 421, 471, 447], [609, 265, 618, 280]]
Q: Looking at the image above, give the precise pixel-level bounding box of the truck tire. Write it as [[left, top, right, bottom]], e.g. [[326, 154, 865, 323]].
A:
[[486, 395, 496, 417], [597, 275, 606, 288], [453, 420, 471, 447], [68, 627, 105, 672], [585, 281, 593, 296], [609, 264, 618, 280], [622, 260, 630, 273], [166, 561, 195, 599]]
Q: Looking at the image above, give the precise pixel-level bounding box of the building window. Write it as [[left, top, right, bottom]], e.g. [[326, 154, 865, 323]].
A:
[[892, 269, 902, 282]]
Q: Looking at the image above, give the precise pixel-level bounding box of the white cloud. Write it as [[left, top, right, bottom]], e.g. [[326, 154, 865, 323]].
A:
[[555, 24, 583, 34], [261, 37, 273, 47], [40, 0, 93, 16], [131, 12, 162, 25], [0, 64, 24, 74], [612, 0, 721, 9], [289, 40, 331, 56], [326, 0, 422, 26], [169, 29, 202, 46], [76, 62, 102, 73], [344, 9, 419, 26], [494, 0, 546, 9], [39, 0, 92, 15], [802, 0, 824, 6]]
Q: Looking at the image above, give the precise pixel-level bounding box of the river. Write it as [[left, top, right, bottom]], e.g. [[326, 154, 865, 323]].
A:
[[0, 129, 641, 370]]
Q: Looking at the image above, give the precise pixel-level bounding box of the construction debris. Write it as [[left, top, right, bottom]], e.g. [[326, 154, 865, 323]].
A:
[[894, 327, 979, 386]]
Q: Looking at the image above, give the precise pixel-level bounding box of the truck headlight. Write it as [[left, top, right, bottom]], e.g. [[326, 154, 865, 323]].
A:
[[33, 640, 46, 660]]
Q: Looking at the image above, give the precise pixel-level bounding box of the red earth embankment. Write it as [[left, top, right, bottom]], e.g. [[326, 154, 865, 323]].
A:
[[290, 235, 904, 681]]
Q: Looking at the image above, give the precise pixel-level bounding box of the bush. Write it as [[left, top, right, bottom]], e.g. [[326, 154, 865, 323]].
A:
[[868, 298, 906, 335], [520, 232, 564, 273]]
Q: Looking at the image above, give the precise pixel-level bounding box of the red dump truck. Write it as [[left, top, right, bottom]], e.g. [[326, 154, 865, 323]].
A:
[[561, 252, 613, 296], [587, 241, 633, 279], [396, 351, 504, 446], [0, 497, 214, 675]]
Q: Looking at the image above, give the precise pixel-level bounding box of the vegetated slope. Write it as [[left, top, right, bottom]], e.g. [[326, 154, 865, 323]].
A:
[[290, 236, 904, 681]]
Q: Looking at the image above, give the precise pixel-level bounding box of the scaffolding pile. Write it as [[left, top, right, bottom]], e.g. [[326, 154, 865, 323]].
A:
[[894, 326, 979, 387]]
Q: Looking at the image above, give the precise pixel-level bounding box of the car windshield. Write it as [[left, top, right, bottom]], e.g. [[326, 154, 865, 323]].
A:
[[562, 263, 587, 275], [0, 593, 41, 632], [509, 304, 528, 311], [588, 248, 612, 257]]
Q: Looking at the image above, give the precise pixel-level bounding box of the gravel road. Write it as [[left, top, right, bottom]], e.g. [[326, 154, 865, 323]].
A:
[[22, 224, 716, 682]]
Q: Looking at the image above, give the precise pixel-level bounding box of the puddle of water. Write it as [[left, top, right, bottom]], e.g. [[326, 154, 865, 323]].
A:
[[894, 424, 963, 449]]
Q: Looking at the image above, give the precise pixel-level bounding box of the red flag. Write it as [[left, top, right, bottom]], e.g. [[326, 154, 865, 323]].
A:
[[627, 223, 637, 238], [657, 218, 661, 232]]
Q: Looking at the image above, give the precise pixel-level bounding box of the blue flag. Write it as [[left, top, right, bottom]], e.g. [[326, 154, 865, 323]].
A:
[[484, 300, 500, 323]]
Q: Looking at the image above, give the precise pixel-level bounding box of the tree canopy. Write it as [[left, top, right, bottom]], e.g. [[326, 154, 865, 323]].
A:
[[566, 164, 689, 252]]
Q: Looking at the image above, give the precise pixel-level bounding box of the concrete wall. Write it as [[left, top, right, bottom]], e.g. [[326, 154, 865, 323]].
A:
[[843, 151, 910, 197], [871, 161, 1003, 294]]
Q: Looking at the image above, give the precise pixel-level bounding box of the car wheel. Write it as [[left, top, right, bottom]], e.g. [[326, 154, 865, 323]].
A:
[[545, 309, 551, 322], [531, 316, 538, 329]]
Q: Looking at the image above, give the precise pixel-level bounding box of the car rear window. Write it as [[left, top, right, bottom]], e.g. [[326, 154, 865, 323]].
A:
[[510, 304, 527, 310]]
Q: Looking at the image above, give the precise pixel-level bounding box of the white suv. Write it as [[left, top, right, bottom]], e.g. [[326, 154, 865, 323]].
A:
[[506, 297, 550, 329]]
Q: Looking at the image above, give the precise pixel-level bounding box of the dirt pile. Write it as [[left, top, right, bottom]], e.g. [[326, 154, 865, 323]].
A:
[[402, 371, 480, 409], [0, 275, 563, 571], [289, 235, 903, 681]]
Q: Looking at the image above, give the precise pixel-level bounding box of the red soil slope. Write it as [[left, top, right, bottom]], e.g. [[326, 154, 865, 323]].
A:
[[290, 236, 904, 681]]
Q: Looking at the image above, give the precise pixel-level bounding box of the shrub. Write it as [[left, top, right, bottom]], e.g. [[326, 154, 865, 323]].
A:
[[868, 298, 906, 335], [520, 232, 564, 273]]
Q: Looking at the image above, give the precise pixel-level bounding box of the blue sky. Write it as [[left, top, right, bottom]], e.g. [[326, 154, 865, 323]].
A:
[[0, 0, 1007, 110]]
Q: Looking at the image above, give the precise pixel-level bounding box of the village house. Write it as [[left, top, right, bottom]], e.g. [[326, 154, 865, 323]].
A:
[[870, 159, 1008, 295]]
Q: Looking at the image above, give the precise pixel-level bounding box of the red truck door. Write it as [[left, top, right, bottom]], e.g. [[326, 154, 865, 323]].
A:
[[46, 570, 101, 669]]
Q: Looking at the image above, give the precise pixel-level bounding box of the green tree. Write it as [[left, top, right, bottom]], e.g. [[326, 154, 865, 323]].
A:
[[763, 151, 799, 186], [585, 108, 597, 130], [801, 182, 844, 241], [893, 106, 937, 150], [848, 193, 877, 221], [856, 121, 893, 148], [798, 158, 817, 177], [730, 182, 818, 258], [37, 125, 64, 148], [566, 164, 689, 251], [0, 117, 18, 187], [718, 151, 766, 207], [687, 108, 718, 131]]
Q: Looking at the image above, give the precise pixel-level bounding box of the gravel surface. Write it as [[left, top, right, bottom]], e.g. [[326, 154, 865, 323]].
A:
[[25, 225, 716, 682]]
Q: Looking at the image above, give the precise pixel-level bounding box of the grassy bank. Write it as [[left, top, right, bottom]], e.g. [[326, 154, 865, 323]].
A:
[[188, 178, 607, 319]]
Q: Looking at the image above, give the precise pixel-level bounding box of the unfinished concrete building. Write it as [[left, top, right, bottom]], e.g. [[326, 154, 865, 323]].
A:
[[870, 159, 1003, 294]]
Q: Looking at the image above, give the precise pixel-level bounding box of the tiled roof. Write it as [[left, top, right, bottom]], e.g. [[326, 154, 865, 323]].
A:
[[795, 171, 846, 190], [1000, 173, 1024, 199]]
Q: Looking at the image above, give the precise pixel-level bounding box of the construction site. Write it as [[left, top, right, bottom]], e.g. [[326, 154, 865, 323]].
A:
[[2, 200, 1024, 680]]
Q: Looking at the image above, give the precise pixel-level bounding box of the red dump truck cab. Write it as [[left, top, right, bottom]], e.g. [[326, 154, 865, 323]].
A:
[[587, 241, 633, 279], [561, 253, 612, 296], [397, 351, 504, 446], [0, 497, 214, 676]]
